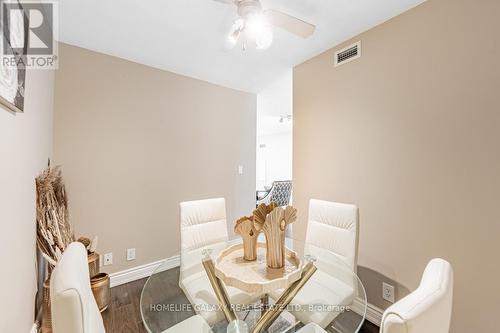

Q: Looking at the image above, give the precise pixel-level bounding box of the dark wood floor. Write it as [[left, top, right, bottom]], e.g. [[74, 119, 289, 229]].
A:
[[102, 276, 148, 333], [102, 267, 379, 333]]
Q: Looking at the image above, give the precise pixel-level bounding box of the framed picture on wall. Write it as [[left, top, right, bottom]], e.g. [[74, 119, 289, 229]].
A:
[[0, 0, 27, 113]]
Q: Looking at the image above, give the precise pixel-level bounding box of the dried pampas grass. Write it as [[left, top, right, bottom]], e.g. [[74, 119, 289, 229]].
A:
[[77, 235, 98, 254], [36, 166, 74, 266]]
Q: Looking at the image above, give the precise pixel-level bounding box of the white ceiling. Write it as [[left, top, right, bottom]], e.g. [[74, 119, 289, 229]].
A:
[[59, 0, 425, 93]]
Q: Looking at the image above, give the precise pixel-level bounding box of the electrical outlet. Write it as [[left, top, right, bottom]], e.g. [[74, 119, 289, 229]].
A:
[[127, 248, 136, 261], [238, 165, 244, 175], [103, 252, 113, 266], [382, 282, 395, 303]]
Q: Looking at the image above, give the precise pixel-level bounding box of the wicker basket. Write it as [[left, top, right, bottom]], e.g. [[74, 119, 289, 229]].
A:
[[88, 252, 100, 278], [91, 273, 110, 312]]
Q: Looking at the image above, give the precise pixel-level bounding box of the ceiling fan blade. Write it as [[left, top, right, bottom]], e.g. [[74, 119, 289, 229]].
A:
[[211, 0, 236, 4], [267, 9, 316, 38]]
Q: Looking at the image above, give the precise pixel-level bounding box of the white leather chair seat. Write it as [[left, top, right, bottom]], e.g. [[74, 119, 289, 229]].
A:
[[178, 198, 266, 325], [381, 258, 453, 333], [306, 200, 359, 272], [180, 272, 260, 325], [50, 242, 105, 333], [269, 270, 355, 328], [270, 199, 359, 328], [161, 314, 213, 333], [180, 198, 228, 251], [296, 323, 327, 333]]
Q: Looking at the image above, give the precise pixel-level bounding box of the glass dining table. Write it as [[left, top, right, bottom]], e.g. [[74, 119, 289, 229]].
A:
[[140, 237, 367, 333]]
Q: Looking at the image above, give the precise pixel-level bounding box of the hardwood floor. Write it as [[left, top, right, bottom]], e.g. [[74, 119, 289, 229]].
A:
[[103, 267, 380, 333], [102, 276, 148, 333], [355, 318, 379, 333]]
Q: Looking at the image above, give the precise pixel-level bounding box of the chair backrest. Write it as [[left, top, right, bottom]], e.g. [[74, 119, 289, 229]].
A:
[[305, 199, 359, 271], [50, 242, 105, 333], [269, 180, 292, 206], [381, 258, 454, 333], [180, 198, 228, 251]]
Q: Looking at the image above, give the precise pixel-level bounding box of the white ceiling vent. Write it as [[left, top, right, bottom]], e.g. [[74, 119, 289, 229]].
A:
[[334, 41, 361, 67]]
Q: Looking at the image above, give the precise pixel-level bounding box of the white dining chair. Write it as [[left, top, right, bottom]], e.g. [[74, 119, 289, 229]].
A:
[[50, 242, 105, 333], [381, 258, 453, 333], [270, 199, 360, 328], [296, 258, 454, 333], [305, 199, 359, 271], [180, 197, 229, 251], [296, 323, 328, 333], [178, 198, 259, 325], [161, 314, 213, 333]]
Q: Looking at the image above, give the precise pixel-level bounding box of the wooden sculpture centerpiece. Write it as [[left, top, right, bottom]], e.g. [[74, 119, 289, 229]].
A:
[[254, 203, 297, 268], [234, 216, 259, 261], [212, 202, 317, 333], [234, 202, 297, 269]]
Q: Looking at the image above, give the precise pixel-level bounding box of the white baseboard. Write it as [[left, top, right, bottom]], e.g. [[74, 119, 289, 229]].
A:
[[109, 255, 180, 287], [351, 297, 384, 327]]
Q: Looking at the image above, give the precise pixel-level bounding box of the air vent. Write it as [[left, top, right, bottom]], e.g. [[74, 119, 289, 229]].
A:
[[334, 41, 361, 67]]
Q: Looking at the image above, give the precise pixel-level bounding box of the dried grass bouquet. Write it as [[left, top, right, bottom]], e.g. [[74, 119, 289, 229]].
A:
[[35, 166, 75, 266]]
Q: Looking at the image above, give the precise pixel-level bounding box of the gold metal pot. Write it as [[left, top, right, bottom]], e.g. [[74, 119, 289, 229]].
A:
[[91, 273, 110, 312], [41, 278, 52, 333]]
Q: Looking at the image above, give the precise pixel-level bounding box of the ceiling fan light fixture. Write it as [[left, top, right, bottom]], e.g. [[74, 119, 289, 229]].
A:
[[227, 18, 244, 47], [217, 0, 315, 51], [245, 12, 273, 49]]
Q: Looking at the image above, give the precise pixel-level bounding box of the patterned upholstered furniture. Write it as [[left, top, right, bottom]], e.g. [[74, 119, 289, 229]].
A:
[[256, 180, 292, 206]]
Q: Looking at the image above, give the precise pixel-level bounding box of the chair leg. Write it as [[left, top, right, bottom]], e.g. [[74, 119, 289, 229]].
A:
[[251, 262, 317, 333], [260, 294, 269, 317], [202, 257, 237, 323]]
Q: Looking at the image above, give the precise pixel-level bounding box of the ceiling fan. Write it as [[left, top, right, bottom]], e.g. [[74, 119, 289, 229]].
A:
[[214, 0, 316, 50]]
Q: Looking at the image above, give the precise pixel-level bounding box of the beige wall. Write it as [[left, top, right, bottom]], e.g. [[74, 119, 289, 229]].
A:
[[293, 0, 500, 331], [53, 43, 256, 273], [0, 70, 54, 331]]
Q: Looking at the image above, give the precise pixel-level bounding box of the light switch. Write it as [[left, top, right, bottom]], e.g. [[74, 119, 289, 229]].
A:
[[238, 165, 244, 175]]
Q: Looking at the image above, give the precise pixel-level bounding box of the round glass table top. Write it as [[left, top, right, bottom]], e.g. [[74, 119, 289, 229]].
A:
[[140, 237, 367, 333]]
